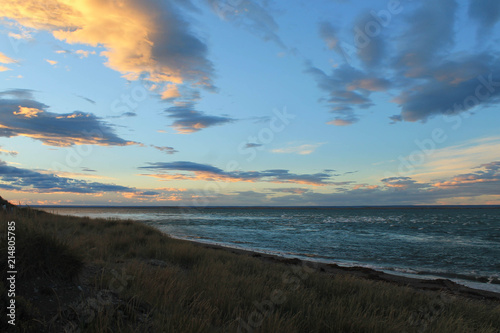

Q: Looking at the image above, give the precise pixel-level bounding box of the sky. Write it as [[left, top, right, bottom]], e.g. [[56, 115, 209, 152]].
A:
[[0, 0, 499, 206]]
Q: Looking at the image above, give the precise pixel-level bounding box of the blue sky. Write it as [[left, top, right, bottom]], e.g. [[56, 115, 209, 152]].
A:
[[0, 0, 499, 206]]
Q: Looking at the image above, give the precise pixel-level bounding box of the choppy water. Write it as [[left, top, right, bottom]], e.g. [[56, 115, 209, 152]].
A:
[[40, 206, 500, 292]]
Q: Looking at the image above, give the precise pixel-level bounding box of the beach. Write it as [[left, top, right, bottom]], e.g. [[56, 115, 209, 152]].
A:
[[2, 205, 500, 332], [40, 206, 500, 294]]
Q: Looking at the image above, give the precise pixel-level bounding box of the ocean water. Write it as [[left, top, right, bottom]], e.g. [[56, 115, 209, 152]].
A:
[[40, 206, 500, 293]]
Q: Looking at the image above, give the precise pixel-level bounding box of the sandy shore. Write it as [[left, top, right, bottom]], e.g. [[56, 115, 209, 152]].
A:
[[185, 239, 500, 303]]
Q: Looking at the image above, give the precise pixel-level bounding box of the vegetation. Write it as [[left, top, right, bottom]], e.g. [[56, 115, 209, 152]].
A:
[[1, 203, 499, 332]]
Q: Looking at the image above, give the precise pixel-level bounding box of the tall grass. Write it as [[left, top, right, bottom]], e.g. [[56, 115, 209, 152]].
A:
[[1, 207, 499, 332]]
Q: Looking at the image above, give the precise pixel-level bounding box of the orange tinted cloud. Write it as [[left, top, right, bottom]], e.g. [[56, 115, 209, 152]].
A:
[[352, 184, 379, 190], [13, 106, 43, 118], [433, 177, 499, 188], [0, 51, 16, 71], [432, 161, 500, 188], [140, 161, 336, 186], [0, 52, 16, 63], [0, 92, 138, 147], [144, 172, 254, 183], [1, 0, 215, 97]]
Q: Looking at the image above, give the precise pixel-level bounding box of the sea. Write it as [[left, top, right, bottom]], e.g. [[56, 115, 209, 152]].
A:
[[39, 206, 500, 293]]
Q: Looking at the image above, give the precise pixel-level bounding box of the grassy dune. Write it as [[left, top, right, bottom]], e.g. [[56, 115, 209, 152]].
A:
[[1, 206, 499, 332]]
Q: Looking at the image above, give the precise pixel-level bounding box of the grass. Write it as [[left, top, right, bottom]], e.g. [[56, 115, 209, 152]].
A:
[[1, 206, 499, 332]]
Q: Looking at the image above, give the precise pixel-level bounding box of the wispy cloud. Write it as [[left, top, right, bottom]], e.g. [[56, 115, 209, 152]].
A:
[[267, 187, 310, 195], [75, 49, 96, 58], [271, 143, 324, 155], [408, 136, 500, 182], [45, 59, 57, 66], [0, 52, 16, 64], [244, 143, 263, 149], [0, 147, 18, 157], [139, 161, 338, 186], [75, 94, 96, 104], [319, 22, 340, 51], [0, 51, 16, 71], [205, 0, 285, 48], [151, 145, 178, 155]]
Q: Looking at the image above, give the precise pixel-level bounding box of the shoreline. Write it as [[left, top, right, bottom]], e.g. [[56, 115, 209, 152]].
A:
[[5, 205, 500, 331], [33, 205, 500, 301], [38, 206, 500, 296], [178, 236, 500, 302]]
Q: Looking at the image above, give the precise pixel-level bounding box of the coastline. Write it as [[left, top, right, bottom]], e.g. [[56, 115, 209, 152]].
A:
[[3, 205, 500, 332], [38, 205, 500, 298], [180, 237, 500, 303]]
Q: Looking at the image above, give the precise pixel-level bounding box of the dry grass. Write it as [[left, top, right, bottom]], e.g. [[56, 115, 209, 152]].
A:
[[1, 207, 499, 332]]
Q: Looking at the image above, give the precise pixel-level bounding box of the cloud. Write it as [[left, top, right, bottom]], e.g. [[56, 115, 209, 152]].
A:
[[161, 84, 181, 100], [271, 143, 324, 155], [106, 112, 137, 119], [326, 116, 358, 126], [205, 0, 285, 48], [139, 161, 337, 186], [319, 22, 340, 51], [408, 136, 500, 182], [432, 161, 500, 190], [0, 52, 16, 71], [0, 90, 138, 146], [151, 145, 178, 155], [0, 147, 18, 157], [13, 106, 43, 118], [244, 143, 263, 148], [392, 54, 500, 122], [395, 0, 457, 73], [55, 49, 96, 58], [305, 63, 390, 125], [354, 13, 386, 68], [266, 161, 500, 206], [75, 49, 96, 58], [0, 89, 35, 99], [0, 159, 141, 194], [312, 1, 500, 125], [0, 52, 16, 64], [46, 59, 57, 65], [268, 188, 310, 195], [468, 0, 500, 37], [164, 102, 234, 133], [1, 0, 216, 98], [75, 94, 96, 104], [380, 176, 424, 190]]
